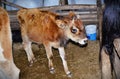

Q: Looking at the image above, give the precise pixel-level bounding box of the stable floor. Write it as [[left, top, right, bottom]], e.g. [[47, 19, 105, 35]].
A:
[[13, 40, 101, 79]]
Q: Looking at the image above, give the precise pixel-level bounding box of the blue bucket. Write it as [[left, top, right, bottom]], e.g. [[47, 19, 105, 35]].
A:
[[85, 25, 97, 41]]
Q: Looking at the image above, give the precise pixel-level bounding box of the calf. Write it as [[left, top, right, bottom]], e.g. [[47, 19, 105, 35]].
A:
[[0, 7, 20, 79], [17, 8, 87, 77]]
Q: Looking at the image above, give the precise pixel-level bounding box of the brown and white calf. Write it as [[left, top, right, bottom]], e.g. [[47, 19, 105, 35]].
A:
[[0, 7, 20, 79], [17, 8, 87, 77]]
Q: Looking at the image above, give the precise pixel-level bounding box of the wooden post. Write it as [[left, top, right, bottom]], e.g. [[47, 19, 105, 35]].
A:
[[59, 0, 68, 5], [0, 0, 2, 7], [1, 0, 7, 9], [42, 0, 44, 7], [96, 0, 103, 43]]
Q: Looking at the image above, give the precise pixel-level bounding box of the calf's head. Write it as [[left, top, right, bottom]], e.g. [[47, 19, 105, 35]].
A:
[[55, 12, 88, 46]]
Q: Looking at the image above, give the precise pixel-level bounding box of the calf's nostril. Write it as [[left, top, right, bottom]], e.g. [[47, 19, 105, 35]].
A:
[[84, 40, 88, 44]]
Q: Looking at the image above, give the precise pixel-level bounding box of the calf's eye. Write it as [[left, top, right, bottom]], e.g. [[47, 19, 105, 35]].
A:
[[71, 29, 77, 34]]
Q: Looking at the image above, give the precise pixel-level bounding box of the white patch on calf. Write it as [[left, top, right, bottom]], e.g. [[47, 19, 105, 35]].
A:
[[79, 38, 88, 45], [0, 43, 6, 61]]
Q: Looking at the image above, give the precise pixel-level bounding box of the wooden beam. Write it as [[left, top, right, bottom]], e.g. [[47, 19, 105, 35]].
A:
[[1, 0, 25, 9], [97, 0, 103, 42], [38, 4, 97, 11]]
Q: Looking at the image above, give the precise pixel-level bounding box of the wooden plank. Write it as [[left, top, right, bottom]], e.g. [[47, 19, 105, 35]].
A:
[[7, 4, 97, 14], [8, 10, 97, 16], [57, 11, 97, 16], [38, 4, 97, 11], [1, 0, 25, 9]]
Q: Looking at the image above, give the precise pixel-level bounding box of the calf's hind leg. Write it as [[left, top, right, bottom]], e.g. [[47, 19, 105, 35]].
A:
[[44, 44, 55, 74]]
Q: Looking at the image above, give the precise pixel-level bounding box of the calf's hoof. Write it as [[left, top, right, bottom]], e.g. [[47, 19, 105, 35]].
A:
[[50, 67, 55, 74], [67, 71, 72, 78], [29, 58, 37, 66]]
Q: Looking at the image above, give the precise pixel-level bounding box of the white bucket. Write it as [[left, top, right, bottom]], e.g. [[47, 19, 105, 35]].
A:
[[85, 25, 97, 41]]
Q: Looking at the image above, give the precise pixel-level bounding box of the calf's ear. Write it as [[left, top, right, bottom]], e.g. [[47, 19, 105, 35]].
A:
[[55, 20, 66, 29], [68, 11, 76, 19], [55, 15, 68, 29]]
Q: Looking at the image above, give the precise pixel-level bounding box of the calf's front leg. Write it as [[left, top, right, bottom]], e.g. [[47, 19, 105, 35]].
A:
[[58, 47, 71, 77]]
